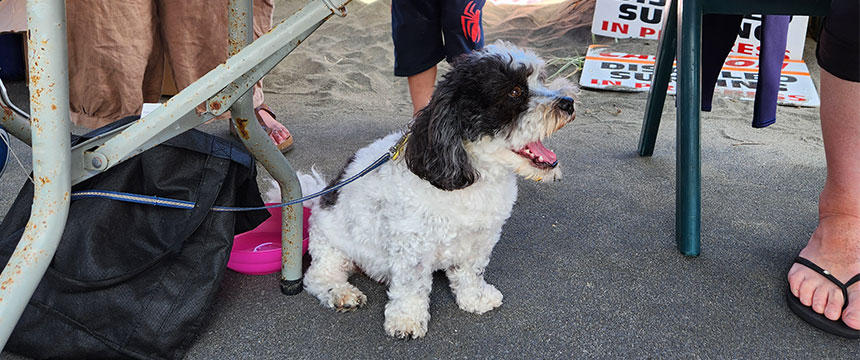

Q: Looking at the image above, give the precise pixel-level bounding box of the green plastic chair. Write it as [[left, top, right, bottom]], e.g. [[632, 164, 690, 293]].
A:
[[637, 0, 832, 256]]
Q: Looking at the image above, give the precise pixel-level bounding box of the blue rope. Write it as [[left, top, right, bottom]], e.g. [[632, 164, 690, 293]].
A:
[[70, 153, 391, 212], [71, 190, 196, 210]]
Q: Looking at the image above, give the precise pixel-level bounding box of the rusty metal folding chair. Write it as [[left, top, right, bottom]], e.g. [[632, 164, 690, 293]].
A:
[[0, 0, 352, 348]]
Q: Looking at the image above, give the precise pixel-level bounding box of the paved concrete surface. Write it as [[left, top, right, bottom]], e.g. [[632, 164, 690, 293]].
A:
[[4, 77, 859, 359], [2, 4, 859, 359]]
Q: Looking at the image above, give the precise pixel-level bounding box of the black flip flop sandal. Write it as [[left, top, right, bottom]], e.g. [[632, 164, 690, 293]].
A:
[[786, 256, 860, 339]]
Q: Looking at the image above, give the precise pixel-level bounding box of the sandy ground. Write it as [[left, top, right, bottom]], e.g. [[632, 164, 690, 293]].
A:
[[2, 0, 859, 358]]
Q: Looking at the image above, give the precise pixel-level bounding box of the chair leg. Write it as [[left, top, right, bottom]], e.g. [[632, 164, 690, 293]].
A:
[[675, 0, 702, 256], [227, 0, 304, 294], [0, 0, 73, 347], [638, 0, 677, 157]]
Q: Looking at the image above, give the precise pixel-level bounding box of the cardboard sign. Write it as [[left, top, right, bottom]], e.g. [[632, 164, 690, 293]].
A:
[[591, 0, 667, 40], [731, 15, 809, 60], [579, 45, 820, 107], [590, 0, 808, 60], [488, 0, 566, 5]]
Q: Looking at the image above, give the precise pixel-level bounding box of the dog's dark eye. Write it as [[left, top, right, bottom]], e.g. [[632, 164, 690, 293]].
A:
[[509, 86, 523, 98]]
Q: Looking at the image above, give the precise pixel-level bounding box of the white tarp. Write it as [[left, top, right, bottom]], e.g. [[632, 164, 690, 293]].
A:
[[579, 45, 820, 107]]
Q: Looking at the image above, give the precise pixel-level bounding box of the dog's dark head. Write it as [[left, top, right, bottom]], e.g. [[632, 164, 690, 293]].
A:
[[405, 41, 576, 190]]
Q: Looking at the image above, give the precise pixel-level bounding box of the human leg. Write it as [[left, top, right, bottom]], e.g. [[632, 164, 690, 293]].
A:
[[159, 0, 290, 149], [787, 68, 860, 331], [67, 0, 157, 128], [787, 0, 860, 333], [391, 0, 445, 116], [407, 66, 437, 116], [157, 0, 228, 89], [250, 0, 292, 149], [407, 0, 484, 118], [251, 0, 274, 110]]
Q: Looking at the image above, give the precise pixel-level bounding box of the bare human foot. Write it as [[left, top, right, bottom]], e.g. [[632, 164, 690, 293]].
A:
[[788, 209, 860, 330], [255, 105, 292, 148]]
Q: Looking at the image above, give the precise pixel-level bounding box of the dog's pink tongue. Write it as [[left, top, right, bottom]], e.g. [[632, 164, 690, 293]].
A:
[[526, 141, 556, 164]]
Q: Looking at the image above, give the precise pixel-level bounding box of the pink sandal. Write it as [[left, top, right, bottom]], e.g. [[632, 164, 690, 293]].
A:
[[255, 104, 293, 152], [230, 104, 294, 153]]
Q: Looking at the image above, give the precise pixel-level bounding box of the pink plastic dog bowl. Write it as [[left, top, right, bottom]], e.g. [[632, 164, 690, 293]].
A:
[[228, 205, 310, 275]]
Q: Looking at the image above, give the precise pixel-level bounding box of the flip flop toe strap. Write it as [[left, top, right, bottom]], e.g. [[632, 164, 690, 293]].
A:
[[794, 256, 854, 311], [846, 274, 860, 289]]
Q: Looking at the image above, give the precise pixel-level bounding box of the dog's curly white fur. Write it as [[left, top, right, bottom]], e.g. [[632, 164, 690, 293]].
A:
[[299, 41, 576, 339]]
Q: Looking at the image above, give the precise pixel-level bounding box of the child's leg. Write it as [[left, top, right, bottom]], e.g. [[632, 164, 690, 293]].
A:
[[391, 0, 445, 115], [407, 66, 437, 116]]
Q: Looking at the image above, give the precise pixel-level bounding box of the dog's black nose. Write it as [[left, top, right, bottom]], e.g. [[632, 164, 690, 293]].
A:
[[557, 97, 575, 114]]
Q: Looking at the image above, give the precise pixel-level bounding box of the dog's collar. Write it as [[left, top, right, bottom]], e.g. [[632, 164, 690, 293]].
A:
[[389, 132, 410, 161]]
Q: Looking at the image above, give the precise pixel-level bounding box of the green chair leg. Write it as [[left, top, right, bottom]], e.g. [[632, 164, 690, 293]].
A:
[[675, 0, 702, 256], [639, 0, 831, 257], [638, 0, 678, 157]]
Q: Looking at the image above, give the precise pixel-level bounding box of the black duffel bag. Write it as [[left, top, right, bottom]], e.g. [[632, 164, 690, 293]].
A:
[[0, 126, 269, 359]]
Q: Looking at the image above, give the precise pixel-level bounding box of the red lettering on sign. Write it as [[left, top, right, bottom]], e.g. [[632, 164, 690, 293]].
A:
[[725, 59, 755, 67], [736, 43, 754, 56], [601, 21, 629, 34], [622, 54, 651, 60], [639, 27, 656, 37]]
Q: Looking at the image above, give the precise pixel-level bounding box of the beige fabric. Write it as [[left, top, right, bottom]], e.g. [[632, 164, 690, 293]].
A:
[[67, 0, 274, 128], [0, 0, 27, 33]]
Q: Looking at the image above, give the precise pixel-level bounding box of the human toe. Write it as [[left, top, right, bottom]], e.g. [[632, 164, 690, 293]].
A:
[[787, 265, 807, 297], [271, 130, 286, 144], [797, 276, 819, 307], [811, 287, 830, 314], [843, 287, 860, 330], [824, 287, 845, 321], [843, 310, 860, 330]]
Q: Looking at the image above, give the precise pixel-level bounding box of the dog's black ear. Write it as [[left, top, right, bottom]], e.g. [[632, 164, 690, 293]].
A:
[[405, 80, 478, 191]]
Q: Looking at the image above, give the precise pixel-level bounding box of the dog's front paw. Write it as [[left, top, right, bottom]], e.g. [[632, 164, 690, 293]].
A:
[[455, 283, 503, 314], [325, 285, 367, 312], [383, 312, 429, 340]]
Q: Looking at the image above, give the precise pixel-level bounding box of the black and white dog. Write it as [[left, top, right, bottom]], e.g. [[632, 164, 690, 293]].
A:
[[299, 41, 575, 339]]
